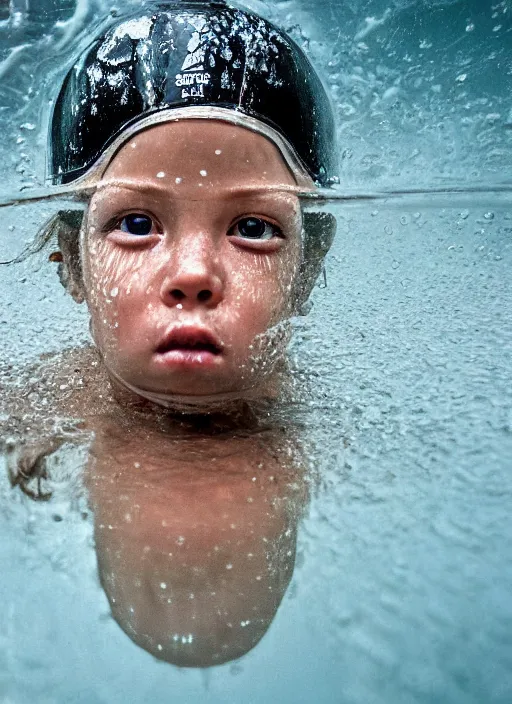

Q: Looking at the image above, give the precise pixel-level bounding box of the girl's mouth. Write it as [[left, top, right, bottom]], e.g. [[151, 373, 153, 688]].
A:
[[154, 327, 223, 368]]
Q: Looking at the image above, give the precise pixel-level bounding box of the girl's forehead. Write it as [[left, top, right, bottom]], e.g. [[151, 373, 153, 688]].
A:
[[101, 120, 300, 192]]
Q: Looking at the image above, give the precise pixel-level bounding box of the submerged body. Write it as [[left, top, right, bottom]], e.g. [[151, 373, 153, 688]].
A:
[[0, 341, 308, 667]]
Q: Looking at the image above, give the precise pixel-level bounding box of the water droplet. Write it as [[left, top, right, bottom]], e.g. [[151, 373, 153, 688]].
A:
[[200, 170, 208, 177], [110, 287, 119, 298], [175, 177, 182, 184], [456, 73, 467, 83], [215, 149, 222, 155], [484, 212, 494, 220], [384, 225, 393, 235], [156, 171, 165, 178]]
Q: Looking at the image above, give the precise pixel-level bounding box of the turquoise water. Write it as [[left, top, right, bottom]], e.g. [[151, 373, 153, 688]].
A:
[[1, 1, 511, 703]]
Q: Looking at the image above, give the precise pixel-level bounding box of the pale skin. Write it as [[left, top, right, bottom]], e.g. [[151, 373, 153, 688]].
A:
[[80, 119, 308, 404], [88, 419, 307, 667]]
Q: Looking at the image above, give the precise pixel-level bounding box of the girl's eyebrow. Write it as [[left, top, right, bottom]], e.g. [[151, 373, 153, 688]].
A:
[[94, 178, 310, 200]]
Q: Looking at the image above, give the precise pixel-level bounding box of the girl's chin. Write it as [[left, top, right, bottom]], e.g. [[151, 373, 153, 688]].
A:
[[106, 367, 283, 414]]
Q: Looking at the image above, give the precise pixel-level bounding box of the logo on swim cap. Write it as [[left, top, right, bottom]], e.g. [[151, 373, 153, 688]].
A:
[[176, 15, 212, 97]]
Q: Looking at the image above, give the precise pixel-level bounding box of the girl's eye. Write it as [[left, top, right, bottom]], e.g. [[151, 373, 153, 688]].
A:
[[120, 214, 154, 236], [232, 217, 281, 241]]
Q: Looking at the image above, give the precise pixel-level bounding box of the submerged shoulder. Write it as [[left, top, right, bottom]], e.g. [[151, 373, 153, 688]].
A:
[[0, 345, 114, 440]]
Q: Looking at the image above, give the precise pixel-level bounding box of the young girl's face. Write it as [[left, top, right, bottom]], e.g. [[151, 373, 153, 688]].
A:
[[81, 120, 303, 400]]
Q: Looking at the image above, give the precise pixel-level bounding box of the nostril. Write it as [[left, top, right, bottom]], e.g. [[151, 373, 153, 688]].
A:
[[171, 289, 186, 301], [197, 289, 212, 302]]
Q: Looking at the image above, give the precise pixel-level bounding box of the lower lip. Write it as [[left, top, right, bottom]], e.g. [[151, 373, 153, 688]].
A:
[[154, 349, 222, 369]]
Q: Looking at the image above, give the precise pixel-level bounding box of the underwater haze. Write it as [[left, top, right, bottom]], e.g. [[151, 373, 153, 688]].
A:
[[1, 1, 512, 703]]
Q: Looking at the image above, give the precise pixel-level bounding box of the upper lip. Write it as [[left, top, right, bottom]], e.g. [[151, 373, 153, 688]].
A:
[[155, 325, 224, 355]]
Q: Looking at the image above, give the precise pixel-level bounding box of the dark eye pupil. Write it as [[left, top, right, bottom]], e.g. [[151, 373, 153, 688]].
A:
[[238, 218, 266, 238], [123, 214, 152, 235]]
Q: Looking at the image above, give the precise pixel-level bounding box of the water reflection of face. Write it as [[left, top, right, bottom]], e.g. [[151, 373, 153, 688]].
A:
[[87, 421, 306, 667], [82, 120, 303, 400]]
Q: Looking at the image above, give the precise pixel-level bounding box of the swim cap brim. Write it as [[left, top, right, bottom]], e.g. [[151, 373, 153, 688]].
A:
[[51, 106, 314, 189]]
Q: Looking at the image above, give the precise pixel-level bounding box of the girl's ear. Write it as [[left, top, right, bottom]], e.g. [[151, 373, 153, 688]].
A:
[[54, 210, 86, 303], [297, 212, 337, 305]]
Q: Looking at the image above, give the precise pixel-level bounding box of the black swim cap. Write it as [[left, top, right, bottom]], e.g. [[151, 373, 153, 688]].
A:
[[50, 1, 338, 186]]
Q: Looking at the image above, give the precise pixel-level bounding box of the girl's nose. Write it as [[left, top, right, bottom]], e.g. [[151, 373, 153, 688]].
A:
[[159, 237, 225, 310]]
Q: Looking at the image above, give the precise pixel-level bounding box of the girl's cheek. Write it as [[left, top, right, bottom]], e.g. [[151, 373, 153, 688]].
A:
[[83, 238, 148, 307]]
